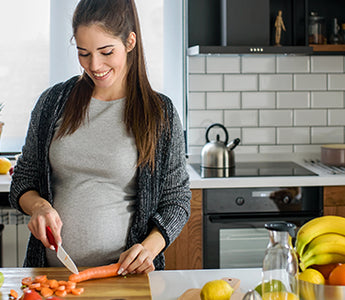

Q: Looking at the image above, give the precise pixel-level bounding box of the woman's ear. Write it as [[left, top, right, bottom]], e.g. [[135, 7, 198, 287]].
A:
[[126, 32, 136, 52]]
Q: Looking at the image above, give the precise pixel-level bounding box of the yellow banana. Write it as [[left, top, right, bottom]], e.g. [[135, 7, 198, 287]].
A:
[[299, 253, 345, 271], [295, 215, 345, 256], [300, 233, 345, 263]]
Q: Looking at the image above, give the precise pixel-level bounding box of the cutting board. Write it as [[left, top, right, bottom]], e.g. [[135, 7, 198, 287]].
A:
[[0, 267, 152, 299], [178, 277, 245, 300]]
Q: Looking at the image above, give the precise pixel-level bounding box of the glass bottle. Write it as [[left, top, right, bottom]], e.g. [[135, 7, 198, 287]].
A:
[[308, 12, 326, 44], [261, 222, 299, 300], [329, 18, 341, 45]]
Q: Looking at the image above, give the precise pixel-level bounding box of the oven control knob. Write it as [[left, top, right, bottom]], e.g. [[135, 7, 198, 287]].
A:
[[235, 197, 245, 206], [282, 195, 291, 204]]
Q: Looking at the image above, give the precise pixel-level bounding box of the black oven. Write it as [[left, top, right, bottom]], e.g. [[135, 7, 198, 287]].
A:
[[203, 186, 323, 269]]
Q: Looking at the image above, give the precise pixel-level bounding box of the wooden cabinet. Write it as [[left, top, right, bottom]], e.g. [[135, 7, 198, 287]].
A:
[[164, 189, 203, 270], [323, 186, 345, 217]]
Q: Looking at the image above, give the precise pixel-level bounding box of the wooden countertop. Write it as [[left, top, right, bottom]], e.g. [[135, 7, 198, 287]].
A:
[[0, 267, 152, 299]]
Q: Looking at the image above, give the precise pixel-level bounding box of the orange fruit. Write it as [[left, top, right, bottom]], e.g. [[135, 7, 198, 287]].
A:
[[329, 263, 345, 285], [312, 263, 341, 280]]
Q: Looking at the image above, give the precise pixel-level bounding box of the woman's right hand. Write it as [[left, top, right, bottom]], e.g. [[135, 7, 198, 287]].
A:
[[19, 190, 63, 249]]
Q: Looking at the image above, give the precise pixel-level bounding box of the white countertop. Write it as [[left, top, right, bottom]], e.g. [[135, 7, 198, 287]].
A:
[[149, 268, 262, 300], [188, 153, 345, 189]]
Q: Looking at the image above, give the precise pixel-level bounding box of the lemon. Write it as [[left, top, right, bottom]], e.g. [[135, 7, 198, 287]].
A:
[[200, 279, 234, 300], [0, 272, 4, 287], [254, 280, 286, 296], [0, 157, 11, 174], [298, 268, 325, 284]]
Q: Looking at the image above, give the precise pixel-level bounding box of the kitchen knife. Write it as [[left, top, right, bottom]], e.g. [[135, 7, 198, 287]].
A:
[[46, 226, 79, 274]]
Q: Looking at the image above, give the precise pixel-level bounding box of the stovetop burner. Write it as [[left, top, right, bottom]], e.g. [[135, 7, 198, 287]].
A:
[[191, 161, 318, 178]]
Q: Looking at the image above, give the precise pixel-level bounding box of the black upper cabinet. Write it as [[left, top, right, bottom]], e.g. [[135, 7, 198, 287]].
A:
[[188, 0, 345, 54]]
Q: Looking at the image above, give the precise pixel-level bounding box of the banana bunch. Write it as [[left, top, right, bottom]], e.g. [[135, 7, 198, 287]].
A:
[[295, 215, 345, 271]]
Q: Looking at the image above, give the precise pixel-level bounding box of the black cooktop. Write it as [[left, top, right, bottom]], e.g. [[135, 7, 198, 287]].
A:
[[191, 161, 318, 178]]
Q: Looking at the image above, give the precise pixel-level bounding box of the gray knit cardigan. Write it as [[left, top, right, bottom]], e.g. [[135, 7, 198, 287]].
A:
[[9, 76, 191, 270]]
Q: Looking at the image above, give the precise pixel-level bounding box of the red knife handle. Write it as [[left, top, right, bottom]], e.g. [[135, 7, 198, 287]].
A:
[[46, 226, 58, 252]]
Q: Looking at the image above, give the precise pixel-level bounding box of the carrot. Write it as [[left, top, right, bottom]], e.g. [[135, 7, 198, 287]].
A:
[[48, 279, 59, 289], [9, 289, 18, 299], [56, 285, 65, 291], [34, 275, 47, 283], [40, 287, 54, 298], [66, 280, 76, 289], [21, 277, 33, 286], [55, 289, 67, 297], [29, 282, 41, 290], [69, 262, 121, 283], [71, 287, 85, 295]]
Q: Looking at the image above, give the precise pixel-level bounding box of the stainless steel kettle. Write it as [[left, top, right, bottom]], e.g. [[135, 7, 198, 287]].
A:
[[201, 123, 240, 177]]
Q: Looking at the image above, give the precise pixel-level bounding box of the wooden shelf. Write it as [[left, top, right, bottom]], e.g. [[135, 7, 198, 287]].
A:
[[311, 44, 345, 53]]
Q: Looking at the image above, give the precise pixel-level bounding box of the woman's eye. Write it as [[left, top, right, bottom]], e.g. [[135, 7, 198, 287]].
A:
[[78, 53, 90, 57], [102, 50, 113, 56]]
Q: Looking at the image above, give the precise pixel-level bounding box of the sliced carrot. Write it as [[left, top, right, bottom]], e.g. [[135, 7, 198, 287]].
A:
[[66, 280, 76, 288], [9, 289, 18, 299], [29, 282, 41, 290], [21, 277, 33, 286], [69, 262, 121, 283], [34, 275, 47, 283], [55, 289, 67, 297], [71, 287, 85, 295], [40, 287, 54, 297], [57, 280, 68, 286], [48, 279, 59, 289], [56, 285, 65, 291]]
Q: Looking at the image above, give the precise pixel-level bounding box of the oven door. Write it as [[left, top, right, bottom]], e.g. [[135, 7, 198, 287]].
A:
[[203, 214, 318, 269]]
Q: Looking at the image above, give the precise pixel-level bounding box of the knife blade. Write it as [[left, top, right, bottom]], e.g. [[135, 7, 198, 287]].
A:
[[46, 226, 79, 274]]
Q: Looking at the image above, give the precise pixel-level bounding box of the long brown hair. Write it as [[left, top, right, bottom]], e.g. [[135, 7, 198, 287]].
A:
[[56, 0, 167, 170]]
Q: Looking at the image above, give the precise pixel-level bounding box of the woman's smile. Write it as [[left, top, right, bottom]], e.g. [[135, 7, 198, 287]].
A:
[[92, 69, 113, 80]]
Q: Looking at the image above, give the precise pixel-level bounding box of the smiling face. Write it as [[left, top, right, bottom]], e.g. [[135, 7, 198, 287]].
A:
[[75, 24, 136, 101]]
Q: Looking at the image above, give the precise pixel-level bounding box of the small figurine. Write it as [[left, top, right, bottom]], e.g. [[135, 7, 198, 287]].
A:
[[275, 10, 286, 46]]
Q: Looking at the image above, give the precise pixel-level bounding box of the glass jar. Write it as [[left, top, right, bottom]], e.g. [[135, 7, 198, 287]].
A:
[[261, 222, 299, 300], [308, 12, 326, 44]]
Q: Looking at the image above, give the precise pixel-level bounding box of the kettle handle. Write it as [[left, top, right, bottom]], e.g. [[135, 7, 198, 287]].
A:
[[205, 123, 229, 144]]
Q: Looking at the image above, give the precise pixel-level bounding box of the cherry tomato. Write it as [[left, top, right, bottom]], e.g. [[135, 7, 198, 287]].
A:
[[22, 289, 42, 300]]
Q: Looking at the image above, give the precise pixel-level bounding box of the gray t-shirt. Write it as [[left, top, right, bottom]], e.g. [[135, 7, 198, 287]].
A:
[[46, 97, 137, 267]]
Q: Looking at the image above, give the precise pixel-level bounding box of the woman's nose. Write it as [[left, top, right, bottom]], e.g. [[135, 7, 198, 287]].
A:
[[89, 54, 102, 70]]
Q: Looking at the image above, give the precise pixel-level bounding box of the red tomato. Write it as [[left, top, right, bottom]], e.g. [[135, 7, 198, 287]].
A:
[[22, 289, 42, 300]]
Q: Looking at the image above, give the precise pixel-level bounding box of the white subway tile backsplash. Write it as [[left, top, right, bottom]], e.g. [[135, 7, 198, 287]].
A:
[[189, 74, 223, 91], [259, 74, 292, 91], [189, 110, 223, 127], [187, 54, 345, 156], [328, 109, 345, 126], [311, 127, 344, 144], [206, 56, 240, 74], [259, 145, 293, 153], [188, 92, 206, 109], [294, 145, 321, 153], [294, 110, 327, 126], [188, 128, 206, 146], [207, 92, 240, 109], [224, 110, 258, 127], [328, 74, 345, 90], [277, 92, 310, 108], [277, 127, 310, 144], [224, 74, 258, 91], [277, 56, 310, 73], [311, 91, 343, 108], [242, 92, 275, 109], [242, 128, 275, 144], [242, 56, 275, 73], [294, 74, 327, 90], [189, 56, 205, 73], [259, 110, 293, 126], [311, 56, 344, 73]]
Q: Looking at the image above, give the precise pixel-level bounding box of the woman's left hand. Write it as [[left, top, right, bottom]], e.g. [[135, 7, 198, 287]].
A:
[[117, 243, 155, 275], [117, 226, 166, 275]]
